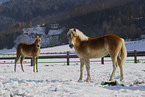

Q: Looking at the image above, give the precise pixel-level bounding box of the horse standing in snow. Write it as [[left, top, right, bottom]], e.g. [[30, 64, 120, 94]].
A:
[[14, 36, 41, 72], [67, 28, 127, 82]]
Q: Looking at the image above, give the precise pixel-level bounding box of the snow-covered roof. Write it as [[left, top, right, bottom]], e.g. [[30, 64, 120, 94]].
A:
[[23, 26, 45, 35], [47, 29, 63, 36]]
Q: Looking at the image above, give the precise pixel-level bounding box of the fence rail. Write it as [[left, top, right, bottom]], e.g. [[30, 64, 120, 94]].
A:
[[0, 50, 145, 65]]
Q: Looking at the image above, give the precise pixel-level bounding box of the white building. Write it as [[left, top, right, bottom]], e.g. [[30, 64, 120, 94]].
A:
[[50, 23, 59, 29], [47, 29, 63, 36], [15, 24, 65, 47], [23, 25, 45, 35]]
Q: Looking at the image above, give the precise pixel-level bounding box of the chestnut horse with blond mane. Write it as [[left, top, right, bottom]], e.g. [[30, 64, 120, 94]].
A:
[[14, 36, 41, 72], [67, 28, 127, 82]]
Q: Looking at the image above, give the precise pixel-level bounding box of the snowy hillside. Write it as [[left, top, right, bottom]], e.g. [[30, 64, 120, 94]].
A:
[[126, 39, 145, 51], [41, 39, 145, 53], [0, 39, 145, 54]]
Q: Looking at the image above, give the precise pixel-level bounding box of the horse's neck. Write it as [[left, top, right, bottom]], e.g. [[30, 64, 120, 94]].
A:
[[32, 42, 40, 49], [32, 41, 37, 46], [76, 30, 88, 41]]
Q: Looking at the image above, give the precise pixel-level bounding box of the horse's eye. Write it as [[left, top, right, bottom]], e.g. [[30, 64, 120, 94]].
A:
[[39, 39, 41, 41]]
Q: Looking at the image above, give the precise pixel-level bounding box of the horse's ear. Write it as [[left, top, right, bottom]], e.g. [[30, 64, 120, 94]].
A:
[[39, 36, 41, 38], [35, 35, 38, 38], [67, 28, 70, 31], [74, 28, 76, 32]]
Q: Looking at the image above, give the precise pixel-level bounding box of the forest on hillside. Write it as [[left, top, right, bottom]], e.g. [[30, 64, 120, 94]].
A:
[[0, 0, 145, 49]]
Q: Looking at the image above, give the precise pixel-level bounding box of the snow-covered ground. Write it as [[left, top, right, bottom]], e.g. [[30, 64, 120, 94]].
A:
[[0, 58, 145, 97], [0, 39, 145, 97]]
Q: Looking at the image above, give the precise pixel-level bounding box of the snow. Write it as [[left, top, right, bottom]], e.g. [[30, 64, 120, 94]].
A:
[[0, 59, 145, 97], [1, 39, 145, 54], [126, 39, 145, 51], [0, 39, 145, 97], [41, 45, 75, 53], [23, 26, 45, 35], [47, 29, 63, 36]]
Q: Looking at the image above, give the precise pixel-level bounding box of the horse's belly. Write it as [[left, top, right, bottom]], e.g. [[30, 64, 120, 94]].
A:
[[21, 49, 40, 57], [21, 51, 33, 57], [90, 49, 109, 58]]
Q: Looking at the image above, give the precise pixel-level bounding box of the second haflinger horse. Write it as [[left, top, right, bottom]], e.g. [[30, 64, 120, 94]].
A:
[[14, 36, 41, 72], [67, 28, 127, 82]]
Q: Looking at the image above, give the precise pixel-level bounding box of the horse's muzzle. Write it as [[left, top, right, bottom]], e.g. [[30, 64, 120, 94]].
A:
[[37, 45, 40, 48], [69, 44, 73, 48]]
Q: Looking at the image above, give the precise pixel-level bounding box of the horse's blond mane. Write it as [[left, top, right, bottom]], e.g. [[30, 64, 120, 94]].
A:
[[33, 36, 41, 44], [70, 28, 88, 41], [33, 38, 37, 44]]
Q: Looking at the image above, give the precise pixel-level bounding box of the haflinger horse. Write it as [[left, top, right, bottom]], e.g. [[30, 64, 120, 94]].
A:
[[67, 28, 127, 82], [14, 36, 41, 72]]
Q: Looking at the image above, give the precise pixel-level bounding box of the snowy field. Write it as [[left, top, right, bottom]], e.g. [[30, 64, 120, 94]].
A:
[[0, 39, 145, 97], [0, 57, 145, 97]]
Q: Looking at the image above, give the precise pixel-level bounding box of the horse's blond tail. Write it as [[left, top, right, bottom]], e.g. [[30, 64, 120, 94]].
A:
[[120, 38, 127, 65]]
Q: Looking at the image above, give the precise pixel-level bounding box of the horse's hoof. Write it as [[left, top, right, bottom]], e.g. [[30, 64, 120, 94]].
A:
[[109, 78, 113, 81], [120, 78, 124, 81], [86, 78, 91, 82], [78, 79, 83, 82]]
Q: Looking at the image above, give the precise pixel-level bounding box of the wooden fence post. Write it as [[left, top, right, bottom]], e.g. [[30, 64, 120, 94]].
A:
[[67, 51, 69, 65], [101, 57, 104, 64], [31, 58, 33, 66], [134, 50, 137, 63]]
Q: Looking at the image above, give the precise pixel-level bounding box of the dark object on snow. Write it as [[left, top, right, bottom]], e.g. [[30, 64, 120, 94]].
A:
[[101, 81, 124, 86], [133, 80, 145, 85]]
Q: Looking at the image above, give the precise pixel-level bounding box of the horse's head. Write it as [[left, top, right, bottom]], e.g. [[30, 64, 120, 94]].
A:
[[67, 28, 88, 48], [67, 28, 77, 48], [35, 36, 41, 48]]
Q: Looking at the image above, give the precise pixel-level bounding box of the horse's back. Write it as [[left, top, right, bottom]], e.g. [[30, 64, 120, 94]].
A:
[[105, 34, 122, 43], [105, 34, 122, 48], [16, 42, 34, 56], [88, 34, 121, 49], [86, 34, 122, 58], [17, 42, 31, 51]]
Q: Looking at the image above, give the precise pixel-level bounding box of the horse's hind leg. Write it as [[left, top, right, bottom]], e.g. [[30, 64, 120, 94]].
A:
[[109, 56, 118, 81], [14, 53, 21, 72], [20, 56, 25, 72], [117, 56, 124, 81]]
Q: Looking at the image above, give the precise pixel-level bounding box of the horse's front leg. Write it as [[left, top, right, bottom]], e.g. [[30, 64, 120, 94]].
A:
[[32, 57, 36, 72], [36, 57, 39, 72], [85, 58, 90, 82], [78, 58, 85, 81]]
